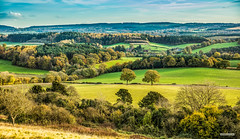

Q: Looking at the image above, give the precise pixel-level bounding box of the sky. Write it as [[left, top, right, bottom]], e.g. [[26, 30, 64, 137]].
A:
[[0, 0, 240, 28]]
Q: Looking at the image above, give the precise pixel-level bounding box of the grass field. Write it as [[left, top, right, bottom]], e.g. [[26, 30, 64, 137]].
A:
[[192, 42, 239, 53], [77, 68, 240, 87], [1, 82, 239, 107], [230, 60, 240, 67], [70, 84, 240, 106], [95, 57, 141, 68], [0, 41, 43, 47], [0, 59, 48, 75], [103, 42, 199, 52]]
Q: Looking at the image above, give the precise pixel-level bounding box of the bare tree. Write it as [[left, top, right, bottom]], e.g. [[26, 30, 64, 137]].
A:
[[175, 84, 225, 111], [0, 88, 33, 126]]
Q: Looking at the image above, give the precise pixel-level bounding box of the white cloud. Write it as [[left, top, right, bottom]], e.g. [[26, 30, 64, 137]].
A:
[[9, 11, 22, 17], [62, 0, 108, 5]]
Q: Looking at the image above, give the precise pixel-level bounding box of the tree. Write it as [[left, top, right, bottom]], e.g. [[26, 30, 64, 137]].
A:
[[115, 89, 132, 104], [149, 57, 160, 69], [180, 111, 220, 138], [120, 68, 136, 85], [237, 63, 240, 69], [142, 70, 160, 85], [0, 89, 33, 126], [51, 81, 68, 95], [29, 85, 45, 94], [138, 91, 168, 108], [186, 46, 192, 54], [175, 84, 226, 111]]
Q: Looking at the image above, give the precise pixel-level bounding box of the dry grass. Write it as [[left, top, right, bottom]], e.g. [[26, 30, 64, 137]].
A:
[[0, 123, 128, 139]]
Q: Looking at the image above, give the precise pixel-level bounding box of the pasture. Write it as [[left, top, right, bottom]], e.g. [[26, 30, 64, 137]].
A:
[[230, 60, 240, 67], [70, 84, 240, 106], [95, 57, 141, 68], [77, 68, 240, 87], [0, 59, 48, 75], [192, 42, 239, 53], [103, 42, 199, 52]]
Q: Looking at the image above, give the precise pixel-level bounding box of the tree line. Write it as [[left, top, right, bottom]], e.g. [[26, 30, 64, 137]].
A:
[[0, 82, 239, 138], [1, 32, 207, 45]]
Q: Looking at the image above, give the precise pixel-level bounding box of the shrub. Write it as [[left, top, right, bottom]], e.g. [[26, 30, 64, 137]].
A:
[[29, 85, 45, 94]]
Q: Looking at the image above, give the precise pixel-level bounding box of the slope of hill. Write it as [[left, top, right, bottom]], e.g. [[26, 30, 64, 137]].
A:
[[77, 68, 240, 87], [1, 23, 240, 36]]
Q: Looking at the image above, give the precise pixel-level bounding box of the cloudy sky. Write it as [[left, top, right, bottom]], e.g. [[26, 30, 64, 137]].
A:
[[0, 0, 240, 27]]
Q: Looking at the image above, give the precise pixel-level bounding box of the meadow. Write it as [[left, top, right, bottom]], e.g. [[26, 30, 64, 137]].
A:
[[103, 42, 199, 52], [77, 68, 240, 87], [230, 60, 240, 67], [70, 84, 240, 106], [0, 59, 48, 75], [95, 57, 141, 68], [192, 42, 239, 53]]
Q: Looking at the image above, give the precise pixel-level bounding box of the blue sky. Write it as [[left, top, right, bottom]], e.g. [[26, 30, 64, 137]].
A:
[[0, 0, 239, 27]]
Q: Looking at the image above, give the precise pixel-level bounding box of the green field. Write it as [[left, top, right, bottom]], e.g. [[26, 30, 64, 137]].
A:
[[95, 57, 141, 68], [0, 59, 48, 75], [192, 42, 239, 53], [230, 60, 240, 67], [70, 84, 240, 106], [103, 42, 199, 52], [0, 41, 43, 47], [77, 68, 240, 87]]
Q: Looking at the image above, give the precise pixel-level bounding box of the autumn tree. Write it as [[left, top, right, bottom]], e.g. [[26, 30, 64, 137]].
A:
[[142, 70, 160, 85], [120, 68, 136, 85], [149, 57, 160, 69], [0, 88, 33, 126], [175, 84, 226, 111], [138, 91, 168, 109], [115, 89, 133, 104]]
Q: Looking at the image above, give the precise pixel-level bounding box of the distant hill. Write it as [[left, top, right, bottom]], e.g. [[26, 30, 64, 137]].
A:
[[1, 22, 240, 36]]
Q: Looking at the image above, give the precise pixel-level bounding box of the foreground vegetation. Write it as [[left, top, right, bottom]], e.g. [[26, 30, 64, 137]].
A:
[[0, 82, 239, 138], [77, 68, 240, 87], [0, 123, 127, 139]]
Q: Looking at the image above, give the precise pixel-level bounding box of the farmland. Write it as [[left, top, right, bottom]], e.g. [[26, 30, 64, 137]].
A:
[[70, 84, 240, 106], [95, 57, 141, 68], [192, 42, 239, 53], [230, 60, 240, 67], [103, 42, 199, 52], [77, 68, 240, 87], [0, 59, 48, 75]]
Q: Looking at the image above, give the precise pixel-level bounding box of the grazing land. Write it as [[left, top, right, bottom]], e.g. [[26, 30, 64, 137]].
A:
[[95, 57, 141, 68], [230, 60, 240, 67], [0, 59, 48, 75], [103, 42, 199, 52], [192, 42, 239, 53], [77, 68, 240, 87], [69, 84, 240, 106]]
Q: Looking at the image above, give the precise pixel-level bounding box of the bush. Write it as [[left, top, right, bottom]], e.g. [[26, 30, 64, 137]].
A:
[[29, 85, 45, 94]]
